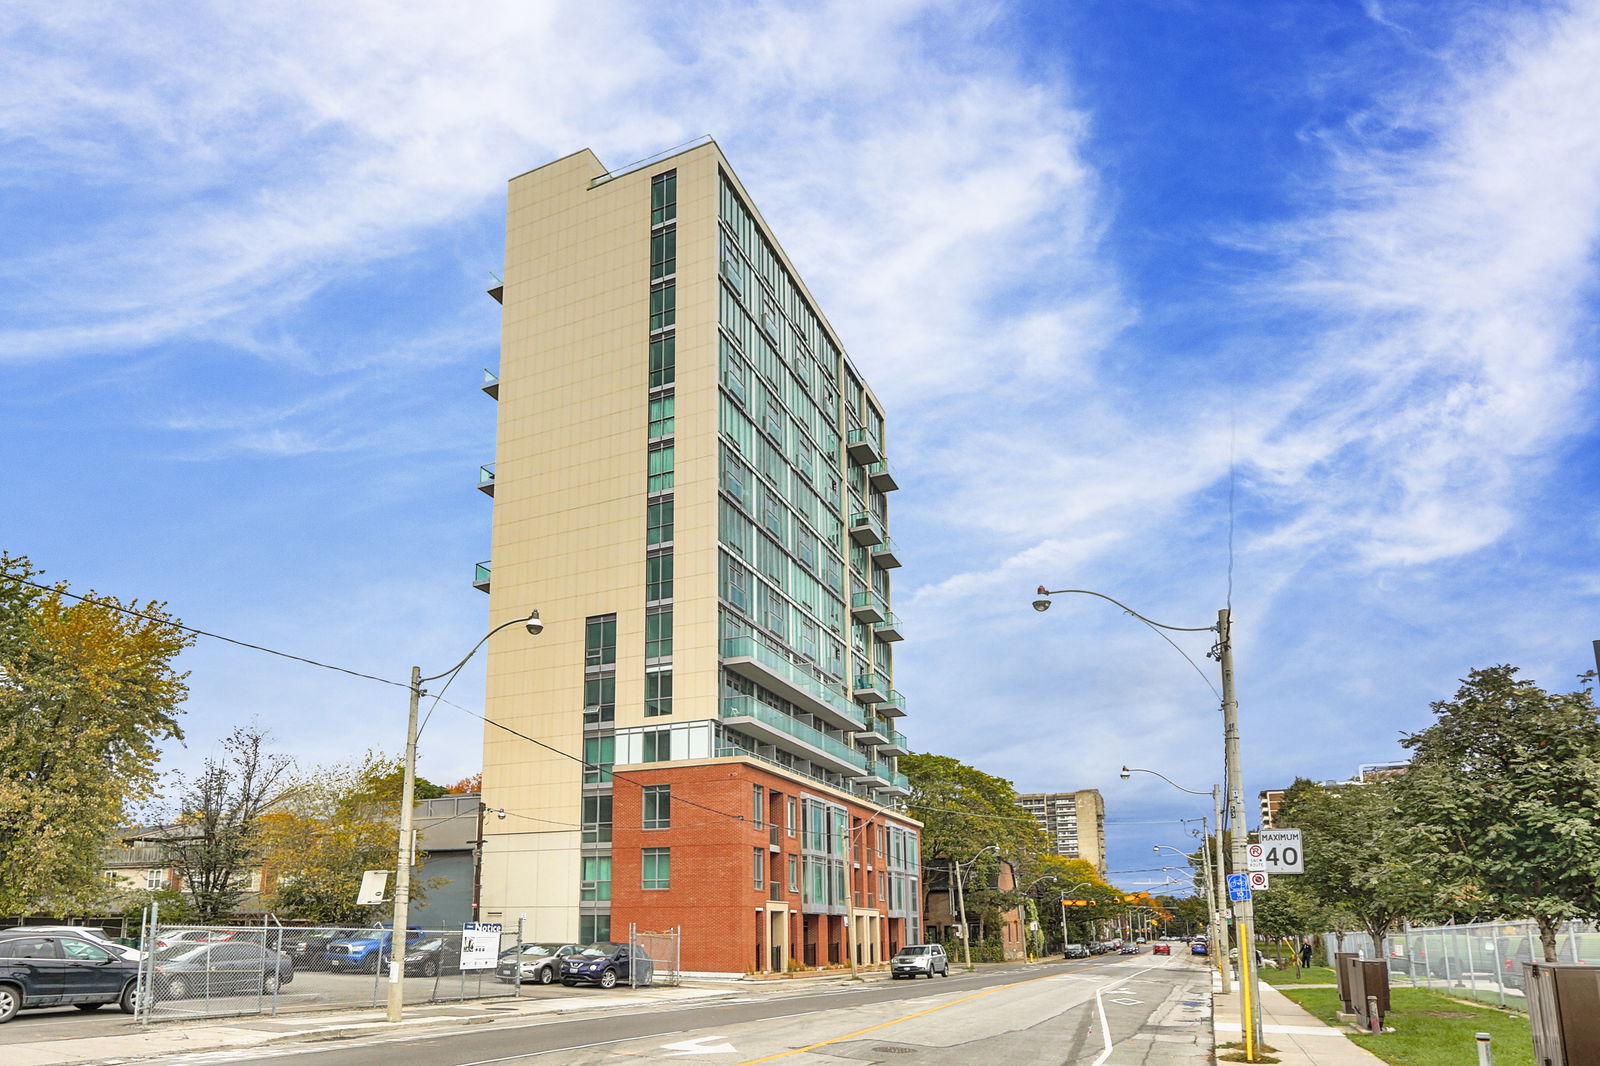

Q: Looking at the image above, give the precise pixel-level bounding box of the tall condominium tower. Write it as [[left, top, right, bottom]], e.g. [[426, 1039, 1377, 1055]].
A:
[[1016, 790, 1106, 873], [474, 139, 919, 976]]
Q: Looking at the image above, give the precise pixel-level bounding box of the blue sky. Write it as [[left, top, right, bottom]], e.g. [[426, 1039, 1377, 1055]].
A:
[[3, 0, 1598, 891]]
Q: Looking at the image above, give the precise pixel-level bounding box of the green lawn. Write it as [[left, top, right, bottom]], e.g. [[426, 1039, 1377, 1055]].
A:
[[1259, 964, 1337, 986], [1277, 986, 1533, 1066]]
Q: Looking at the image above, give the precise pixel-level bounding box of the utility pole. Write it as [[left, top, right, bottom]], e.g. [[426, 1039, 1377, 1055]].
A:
[[1211, 789, 1232, 993], [386, 665, 422, 1023], [1219, 609, 1262, 1057], [951, 858, 971, 970]]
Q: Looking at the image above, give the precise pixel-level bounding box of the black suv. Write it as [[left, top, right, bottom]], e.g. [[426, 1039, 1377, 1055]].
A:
[[0, 931, 141, 1022]]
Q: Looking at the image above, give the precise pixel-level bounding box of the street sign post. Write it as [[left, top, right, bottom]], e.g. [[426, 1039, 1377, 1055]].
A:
[[1259, 829, 1304, 874], [1227, 873, 1252, 902]]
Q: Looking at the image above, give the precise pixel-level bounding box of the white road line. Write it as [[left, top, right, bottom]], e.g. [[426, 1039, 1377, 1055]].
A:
[[1089, 965, 1158, 1066]]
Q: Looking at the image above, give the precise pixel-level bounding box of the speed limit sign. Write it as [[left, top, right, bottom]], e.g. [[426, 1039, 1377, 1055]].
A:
[[1259, 829, 1304, 874]]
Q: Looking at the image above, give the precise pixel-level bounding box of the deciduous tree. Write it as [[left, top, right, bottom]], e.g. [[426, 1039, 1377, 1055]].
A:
[[1397, 665, 1600, 962], [0, 555, 190, 913]]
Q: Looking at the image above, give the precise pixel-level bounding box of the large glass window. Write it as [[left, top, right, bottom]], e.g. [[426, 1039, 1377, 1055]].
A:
[[642, 847, 671, 890], [646, 551, 674, 603], [585, 615, 617, 667], [650, 335, 675, 389], [752, 784, 765, 826], [651, 170, 677, 226], [787, 854, 799, 891], [582, 794, 612, 844], [648, 442, 675, 492], [581, 856, 612, 901], [643, 784, 671, 829], [648, 393, 675, 439], [651, 228, 676, 281], [584, 674, 614, 725], [641, 727, 673, 763], [645, 668, 673, 717], [645, 606, 673, 660], [650, 284, 676, 332], [754, 848, 766, 890], [583, 735, 614, 784], [580, 914, 610, 943], [647, 496, 675, 546]]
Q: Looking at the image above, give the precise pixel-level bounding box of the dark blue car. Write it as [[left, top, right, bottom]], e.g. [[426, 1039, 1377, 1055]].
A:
[[0, 932, 141, 1022], [558, 942, 653, 989]]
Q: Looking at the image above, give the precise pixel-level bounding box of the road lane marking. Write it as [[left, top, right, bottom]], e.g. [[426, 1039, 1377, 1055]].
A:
[[1090, 965, 1158, 1066], [663, 1034, 737, 1055]]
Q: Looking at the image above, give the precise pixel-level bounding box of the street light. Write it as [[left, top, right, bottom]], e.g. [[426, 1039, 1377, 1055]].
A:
[[387, 608, 543, 1023], [949, 844, 998, 971], [1126, 766, 1231, 993], [1034, 586, 1262, 1060]]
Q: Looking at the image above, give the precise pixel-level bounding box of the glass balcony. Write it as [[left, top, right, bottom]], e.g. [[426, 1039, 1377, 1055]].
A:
[[849, 511, 885, 546], [854, 758, 891, 788], [846, 428, 883, 465], [721, 637, 864, 732], [866, 460, 898, 492], [721, 696, 866, 776], [871, 539, 901, 569], [851, 589, 887, 624], [481, 368, 500, 399], [875, 614, 904, 643], [877, 729, 910, 757], [856, 720, 890, 746], [473, 561, 491, 594], [477, 463, 495, 497], [487, 282, 504, 305], [877, 690, 907, 718], [853, 674, 888, 703], [877, 767, 911, 795]]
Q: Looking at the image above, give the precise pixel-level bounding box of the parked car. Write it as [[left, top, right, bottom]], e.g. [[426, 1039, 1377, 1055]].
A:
[[155, 928, 236, 950], [0, 925, 143, 962], [0, 932, 142, 1022], [323, 926, 422, 974], [1153, 943, 1172, 955], [890, 944, 949, 979], [1119, 944, 1141, 955], [559, 942, 653, 988], [1191, 940, 1209, 956], [152, 941, 294, 1000], [495, 942, 582, 985], [384, 935, 464, 978], [280, 929, 360, 972], [1064, 943, 1090, 959]]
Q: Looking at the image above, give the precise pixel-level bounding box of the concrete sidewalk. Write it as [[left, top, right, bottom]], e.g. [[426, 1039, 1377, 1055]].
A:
[[1212, 978, 1386, 1065], [1, 981, 748, 1066]]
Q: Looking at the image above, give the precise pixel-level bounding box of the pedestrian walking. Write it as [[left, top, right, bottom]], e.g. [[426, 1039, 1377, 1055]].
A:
[[1299, 941, 1313, 968]]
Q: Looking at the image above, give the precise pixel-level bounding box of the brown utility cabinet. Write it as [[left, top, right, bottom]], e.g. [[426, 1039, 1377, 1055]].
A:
[[1335, 951, 1358, 1012], [1348, 959, 1390, 1027], [1525, 962, 1600, 1066]]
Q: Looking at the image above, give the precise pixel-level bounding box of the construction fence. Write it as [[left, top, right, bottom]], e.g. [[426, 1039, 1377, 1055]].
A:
[[1321, 918, 1600, 1010]]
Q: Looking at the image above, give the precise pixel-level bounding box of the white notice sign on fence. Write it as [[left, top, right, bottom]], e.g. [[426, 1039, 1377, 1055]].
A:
[[460, 922, 501, 970]]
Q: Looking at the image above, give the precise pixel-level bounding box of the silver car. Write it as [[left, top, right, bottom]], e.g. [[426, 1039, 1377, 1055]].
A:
[[890, 944, 949, 979]]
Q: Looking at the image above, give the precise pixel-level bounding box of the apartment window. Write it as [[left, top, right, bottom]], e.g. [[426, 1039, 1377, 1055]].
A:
[[640, 727, 673, 763], [585, 615, 617, 667], [642, 847, 671, 890], [753, 848, 765, 890], [144, 869, 166, 891], [787, 797, 797, 837], [787, 854, 798, 892], [651, 170, 677, 226], [645, 668, 673, 717], [646, 550, 674, 603], [583, 674, 615, 725], [752, 784, 765, 827], [650, 284, 676, 332], [648, 442, 675, 492], [647, 496, 675, 546], [643, 784, 671, 829], [724, 558, 749, 612], [581, 855, 612, 901], [650, 335, 676, 389], [648, 393, 675, 439], [645, 606, 673, 660], [651, 228, 677, 281], [580, 914, 610, 943], [583, 735, 614, 784], [582, 794, 612, 844]]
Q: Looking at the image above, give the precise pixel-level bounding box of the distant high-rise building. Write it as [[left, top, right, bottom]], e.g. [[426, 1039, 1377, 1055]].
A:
[[1260, 760, 1410, 828], [474, 139, 920, 976], [1016, 790, 1105, 872]]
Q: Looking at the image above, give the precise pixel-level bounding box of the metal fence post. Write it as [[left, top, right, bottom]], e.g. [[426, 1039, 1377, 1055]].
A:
[[515, 914, 525, 996], [1476, 1032, 1493, 1066]]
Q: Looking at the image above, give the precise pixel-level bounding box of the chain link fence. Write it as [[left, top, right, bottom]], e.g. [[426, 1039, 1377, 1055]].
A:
[[628, 924, 681, 988], [1320, 919, 1600, 1010], [135, 921, 527, 1022]]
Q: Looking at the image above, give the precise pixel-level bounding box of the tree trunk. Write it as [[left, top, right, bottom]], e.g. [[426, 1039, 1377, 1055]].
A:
[[1537, 916, 1561, 963], [1365, 917, 1391, 961]]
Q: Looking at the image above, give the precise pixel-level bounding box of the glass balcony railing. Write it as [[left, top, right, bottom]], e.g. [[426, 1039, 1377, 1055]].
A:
[[871, 539, 901, 569], [849, 511, 885, 546], [866, 459, 898, 492], [721, 637, 863, 730], [875, 613, 904, 642], [721, 696, 866, 773], [878, 728, 909, 753], [877, 690, 907, 717], [846, 428, 883, 465], [473, 561, 491, 593], [853, 674, 888, 701], [481, 368, 500, 399], [477, 464, 495, 496], [851, 589, 887, 622]]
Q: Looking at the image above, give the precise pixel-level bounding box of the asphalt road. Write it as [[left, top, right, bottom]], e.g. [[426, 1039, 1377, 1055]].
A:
[[139, 954, 1212, 1066]]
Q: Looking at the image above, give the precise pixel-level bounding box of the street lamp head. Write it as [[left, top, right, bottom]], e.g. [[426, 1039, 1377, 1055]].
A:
[[522, 609, 544, 636], [1120, 766, 1132, 780], [1032, 598, 1052, 613]]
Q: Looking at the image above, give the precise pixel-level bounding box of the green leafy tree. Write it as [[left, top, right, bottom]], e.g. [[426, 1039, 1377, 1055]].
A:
[[1277, 775, 1433, 958], [259, 753, 440, 924], [0, 555, 190, 913], [159, 723, 292, 921], [1397, 665, 1600, 962]]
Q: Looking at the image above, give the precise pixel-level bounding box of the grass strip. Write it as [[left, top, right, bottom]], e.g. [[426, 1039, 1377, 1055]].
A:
[[1277, 986, 1534, 1066], [1259, 964, 1337, 987]]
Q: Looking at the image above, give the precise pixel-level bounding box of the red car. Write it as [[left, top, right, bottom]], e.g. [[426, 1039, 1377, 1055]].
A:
[[1153, 943, 1171, 955]]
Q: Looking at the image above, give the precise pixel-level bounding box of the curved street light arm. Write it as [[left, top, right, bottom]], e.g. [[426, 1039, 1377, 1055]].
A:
[[1122, 765, 1212, 797], [1035, 588, 1217, 633], [420, 610, 541, 685]]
